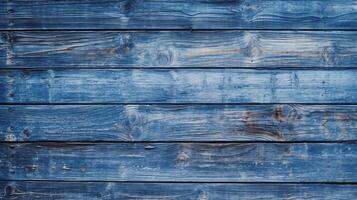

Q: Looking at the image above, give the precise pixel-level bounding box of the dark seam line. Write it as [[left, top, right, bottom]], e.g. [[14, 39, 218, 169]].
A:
[[1, 103, 357, 105], [2, 29, 357, 32], [2, 67, 357, 70], [1, 141, 356, 144], [0, 180, 356, 184]]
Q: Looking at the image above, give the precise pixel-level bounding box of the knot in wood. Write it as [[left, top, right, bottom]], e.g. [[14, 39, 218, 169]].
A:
[[21, 70, 31, 79], [4, 184, 16, 197], [237, 0, 260, 21], [321, 46, 338, 66], [273, 105, 298, 122], [3, 32, 14, 45], [7, 8, 15, 15], [123, 0, 137, 13], [156, 52, 172, 66], [23, 129, 31, 138], [142, 46, 175, 66], [176, 145, 191, 167], [176, 152, 191, 167], [113, 34, 135, 57], [242, 33, 262, 59], [154, 47, 175, 66]]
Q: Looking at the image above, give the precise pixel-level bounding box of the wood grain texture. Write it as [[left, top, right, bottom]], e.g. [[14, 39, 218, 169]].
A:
[[1, 0, 357, 30], [1, 143, 356, 182], [1, 181, 357, 200], [1, 69, 356, 103], [2, 31, 357, 68], [1, 105, 356, 142]]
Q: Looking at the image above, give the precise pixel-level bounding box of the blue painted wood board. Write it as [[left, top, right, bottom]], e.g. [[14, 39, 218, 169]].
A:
[[1, 105, 356, 142], [1, 69, 356, 103], [1, 142, 356, 182], [1, 181, 357, 200], [1, 0, 357, 30], [1, 31, 357, 69]]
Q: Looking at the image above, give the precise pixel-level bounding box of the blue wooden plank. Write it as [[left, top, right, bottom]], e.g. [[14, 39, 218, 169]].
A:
[[1, 181, 356, 199], [1, 143, 356, 182], [0, 69, 356, 103], [1, 0, 357, 30], [1, 31, 357, 68], [1, 105, 356, 142]]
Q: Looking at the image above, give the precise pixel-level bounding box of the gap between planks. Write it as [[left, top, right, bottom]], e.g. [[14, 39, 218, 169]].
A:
[[1, 141, 356, 144], [0, 180, 357, 184]]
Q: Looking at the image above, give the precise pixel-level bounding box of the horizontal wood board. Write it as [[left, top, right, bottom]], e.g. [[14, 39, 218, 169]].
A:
[[1, 143, 356, 182], [0, 105, 356, 142], [1, 181, 357, 200], [1, 0, 357, 30], [1, 31, 357, 68], [0, 69, 356, 103]]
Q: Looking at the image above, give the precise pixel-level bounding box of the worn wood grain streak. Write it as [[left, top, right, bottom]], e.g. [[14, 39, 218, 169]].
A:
[[1, 181, 357, 200], [0, 69, 356, 103], [1, 105, 356, 142], [1, 31, 357, 68], [0, 143, 356, 182], [1, 0, 357, 30]]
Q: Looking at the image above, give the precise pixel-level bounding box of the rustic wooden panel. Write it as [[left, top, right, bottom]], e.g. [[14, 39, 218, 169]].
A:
[[1, 181, 356, 200], [1, 0, 357, 30], [1, 105, 356, 142], [1, 143, 356, 182], [1, 0, 356, 197], [1, 31, 357, 68], [1, 69, 356, 103]]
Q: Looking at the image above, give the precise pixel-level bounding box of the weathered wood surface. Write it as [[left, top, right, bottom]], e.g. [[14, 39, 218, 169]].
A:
[[1, 181, 357, 200], [1, 143, 356, 182], [2, 31, 357, 68], [1, 105, 356, 142], [1, 69, 356, 103], [1, 0, 357, 30]]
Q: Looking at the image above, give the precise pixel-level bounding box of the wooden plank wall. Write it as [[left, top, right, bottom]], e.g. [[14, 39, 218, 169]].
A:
[[0, 0, 357, 199]]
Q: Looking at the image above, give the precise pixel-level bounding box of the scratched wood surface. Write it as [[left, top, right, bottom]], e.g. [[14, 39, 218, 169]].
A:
[[1, 0, 357, 199], [1, 182, 356, 200], [1, 0, 357, 30], [2, 31, 357, 68], [1, 143, 356, 182], [0, 105, 356, 142], [1, 69, 356, 103]]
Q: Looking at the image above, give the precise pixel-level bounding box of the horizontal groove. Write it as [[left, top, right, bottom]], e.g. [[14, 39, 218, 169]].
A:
[[2, 29, 357, 32], [2, 67, 357, 70], [0, 180, 356, 184], [1, 141, 356, 144], [1, 103, 357, 106]]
